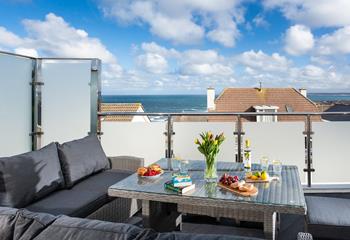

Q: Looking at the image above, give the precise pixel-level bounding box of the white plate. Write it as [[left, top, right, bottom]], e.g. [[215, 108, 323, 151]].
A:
[[139, 170, 164, 179]]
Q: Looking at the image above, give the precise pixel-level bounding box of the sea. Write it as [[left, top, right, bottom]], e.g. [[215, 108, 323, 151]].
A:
[[102, 93, 350, 121]]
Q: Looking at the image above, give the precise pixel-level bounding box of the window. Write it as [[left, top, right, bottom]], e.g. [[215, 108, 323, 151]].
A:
[[285, 105, 294, 112], [254, 105, 279, 122]]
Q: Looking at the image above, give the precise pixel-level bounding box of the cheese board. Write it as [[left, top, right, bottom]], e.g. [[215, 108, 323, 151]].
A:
[[217, 182, 258, 197]]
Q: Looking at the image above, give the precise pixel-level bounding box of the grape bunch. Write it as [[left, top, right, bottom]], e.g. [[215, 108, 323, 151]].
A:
[[219, 173, 239, 186]]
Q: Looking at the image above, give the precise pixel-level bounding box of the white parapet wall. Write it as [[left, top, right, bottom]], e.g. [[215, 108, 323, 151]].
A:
[[101, 121, 165, 166], [100, 120, 350, 185]]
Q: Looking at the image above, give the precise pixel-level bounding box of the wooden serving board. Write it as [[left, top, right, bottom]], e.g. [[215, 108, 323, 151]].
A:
[[217, 183, 258, 197], [244, 176, 279, 183]]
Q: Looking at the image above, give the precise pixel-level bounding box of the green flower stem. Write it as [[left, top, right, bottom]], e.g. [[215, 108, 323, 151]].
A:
[[205, 155, 217, 180]]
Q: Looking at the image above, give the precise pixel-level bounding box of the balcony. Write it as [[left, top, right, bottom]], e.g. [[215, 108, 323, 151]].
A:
[[1, 51, 350, 240]]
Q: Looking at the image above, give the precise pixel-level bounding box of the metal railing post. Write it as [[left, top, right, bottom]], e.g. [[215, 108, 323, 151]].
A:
[[234, 115, 245, 163], [165, 114, 174, 158], [303, 115, 315, 187], [90, 59, 101, 136], [30, 59, 43, 150]]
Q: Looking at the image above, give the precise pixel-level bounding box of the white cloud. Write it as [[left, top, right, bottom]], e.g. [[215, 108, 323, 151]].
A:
[[239, 50, 290, 72], [141, 42, 180, 58], [14, 47, 38, 57], [263, 0, 350, 28], [0, 26, 24, 47], [100, 0, 243, 47], [299, 65, 325, 79], [136, 42, 234, 77], [180, 49, 233, 76], [136, 53, 168, 74], [252, 14, 269, 28], [22, 13, 117, 63], [316, 26, 350, 55], [207, 14, 240, 47], [284, 25, 314, 56]]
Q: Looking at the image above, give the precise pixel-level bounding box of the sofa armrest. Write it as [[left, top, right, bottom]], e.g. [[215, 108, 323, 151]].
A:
[[108, 156, 144, 172]]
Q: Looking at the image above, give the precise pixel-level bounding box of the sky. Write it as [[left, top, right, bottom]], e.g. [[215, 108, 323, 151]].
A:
[[0, 0, 350, 94]]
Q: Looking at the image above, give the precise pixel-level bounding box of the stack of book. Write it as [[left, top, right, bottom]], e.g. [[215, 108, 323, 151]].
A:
[[164, 173, 195, 194]]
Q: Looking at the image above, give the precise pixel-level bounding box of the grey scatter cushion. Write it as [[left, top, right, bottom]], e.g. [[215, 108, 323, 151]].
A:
[[58, 135, 109, 187], [0, 143, 64, 207]]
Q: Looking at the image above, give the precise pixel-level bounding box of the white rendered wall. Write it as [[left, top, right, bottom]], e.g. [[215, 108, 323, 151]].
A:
[[244, 122, 306, 183], [41, 60, 91, 145], [313, 122, 350, 184], [0, 54, 33, 156], [101, 122, 165, 166], [173, 122, 235, 162]]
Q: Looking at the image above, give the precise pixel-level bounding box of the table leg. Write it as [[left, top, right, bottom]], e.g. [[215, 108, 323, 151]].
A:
[[142, 200, 182, 232], [264, 211, 279, 240]]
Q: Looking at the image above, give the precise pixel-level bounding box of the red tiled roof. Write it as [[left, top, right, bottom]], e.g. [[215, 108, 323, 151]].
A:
[[100, 103, 144, 121], [210, 88, 320, 121]]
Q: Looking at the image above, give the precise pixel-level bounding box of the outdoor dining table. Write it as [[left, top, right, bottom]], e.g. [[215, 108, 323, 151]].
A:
[[108, 159, 307, 240]]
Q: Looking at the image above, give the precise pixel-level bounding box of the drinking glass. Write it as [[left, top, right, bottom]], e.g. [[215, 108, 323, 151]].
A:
[[180, 159, 189, 175], [172, 155, 182, 172], [272, 159, 282, 175], [260, 156, 269, 171]]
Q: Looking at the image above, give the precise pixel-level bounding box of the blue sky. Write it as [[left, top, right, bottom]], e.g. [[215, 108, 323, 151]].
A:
[[0, 0, 350, 94]]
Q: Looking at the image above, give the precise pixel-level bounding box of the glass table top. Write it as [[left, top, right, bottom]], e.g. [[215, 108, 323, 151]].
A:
[[109, 159, 306, 211]]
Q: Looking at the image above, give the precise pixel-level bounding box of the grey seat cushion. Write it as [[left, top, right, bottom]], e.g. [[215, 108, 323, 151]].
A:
[[0, 143, 64, 207], [306, 196, 350, 239], [0, 207, 18, 240], [58, 135, 110, 187], [34, 215, 145, 240], [26, 169, 131, 217]]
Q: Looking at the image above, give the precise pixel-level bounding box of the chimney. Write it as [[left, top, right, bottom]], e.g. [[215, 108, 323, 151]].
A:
[[207, 87, 215, 111], [299, 88, 307, 97]]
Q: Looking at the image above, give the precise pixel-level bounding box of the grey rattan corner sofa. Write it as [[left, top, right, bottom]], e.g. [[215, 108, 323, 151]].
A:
[[0, 135, 142, 223], [0, 207, 267, 240]]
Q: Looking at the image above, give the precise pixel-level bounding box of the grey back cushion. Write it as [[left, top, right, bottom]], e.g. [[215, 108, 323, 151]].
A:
[[0, 143, 64, 208], [58, 135, 109, 187]]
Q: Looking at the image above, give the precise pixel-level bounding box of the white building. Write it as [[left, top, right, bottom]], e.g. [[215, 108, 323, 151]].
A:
[[100, 103, 150, 122]]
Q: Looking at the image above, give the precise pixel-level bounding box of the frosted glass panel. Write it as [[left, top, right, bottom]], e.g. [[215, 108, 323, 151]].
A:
[[101, 122, 165, 166], [41, 61, 91, 145], [244, 122, 306, 183], [0, 54, 32, 156], [313, 122, 350, 184], [173, 122, 236, 162]]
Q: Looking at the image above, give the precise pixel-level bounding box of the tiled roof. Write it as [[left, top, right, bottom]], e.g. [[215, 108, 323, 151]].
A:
[[210, 88, 320, 121], [100, 103, 143, 121]]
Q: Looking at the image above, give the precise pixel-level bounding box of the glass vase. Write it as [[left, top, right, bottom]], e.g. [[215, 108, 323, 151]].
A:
[[204, 155, 218, 182]]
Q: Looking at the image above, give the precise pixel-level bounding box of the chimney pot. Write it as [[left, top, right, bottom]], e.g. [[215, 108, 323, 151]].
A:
[[207, 87, 215, 111], [299, 88, 307, 97]]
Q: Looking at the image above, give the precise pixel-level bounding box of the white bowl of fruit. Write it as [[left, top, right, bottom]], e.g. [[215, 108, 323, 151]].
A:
[[137, 164, 164, 178]]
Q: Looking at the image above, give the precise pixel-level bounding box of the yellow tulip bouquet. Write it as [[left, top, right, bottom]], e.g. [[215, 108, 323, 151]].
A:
[[195, 131, 225, 182]]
